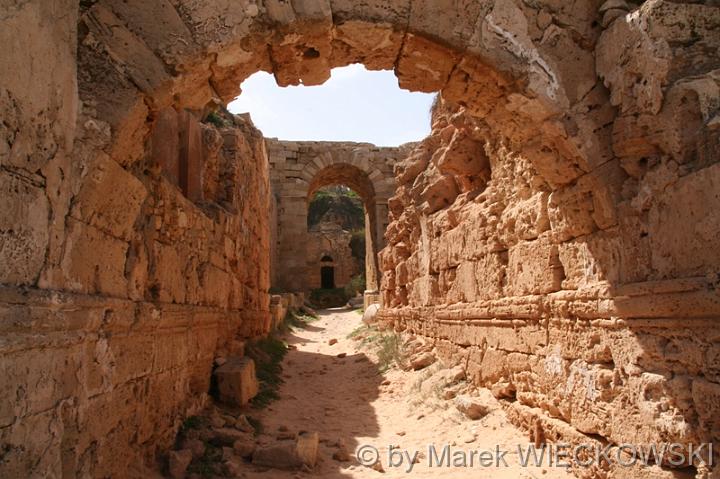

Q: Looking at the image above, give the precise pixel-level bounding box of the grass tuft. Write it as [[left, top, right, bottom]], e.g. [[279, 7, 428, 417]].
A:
[[246, 336, 288, 409], [281, 310, 318, 332], [349, 325, 405, 372], [180, 415, 206, 433]]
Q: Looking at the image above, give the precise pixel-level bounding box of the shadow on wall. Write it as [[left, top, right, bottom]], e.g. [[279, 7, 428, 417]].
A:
[[378, 95, 720, 474]]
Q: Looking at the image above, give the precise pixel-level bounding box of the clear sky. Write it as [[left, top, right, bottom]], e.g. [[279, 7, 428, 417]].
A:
[[227, 64, 435, 147]]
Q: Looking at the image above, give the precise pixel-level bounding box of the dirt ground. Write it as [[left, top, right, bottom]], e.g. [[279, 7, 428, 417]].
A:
[[226, 308, 576, 479]]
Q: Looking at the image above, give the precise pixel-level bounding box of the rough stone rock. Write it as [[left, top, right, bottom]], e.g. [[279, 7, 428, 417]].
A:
[[252, 432, 319, 470], [210, 428, 251, 447], [223, 458, 243, 477], [168, 449, 193, 479], [233, 438, 256, 458], [296, 432, 320, 468], [362, 303, 380, 324], [214, 357, 259, 406], [181, 439, 206, 460], [235, 415, 255, 433], [410, 352, 436, 371], [454, 391, 497, 420], [332, 439, 351, 462]]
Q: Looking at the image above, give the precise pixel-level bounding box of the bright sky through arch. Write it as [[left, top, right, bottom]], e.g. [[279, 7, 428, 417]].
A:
[[227, 64, 435, 147]]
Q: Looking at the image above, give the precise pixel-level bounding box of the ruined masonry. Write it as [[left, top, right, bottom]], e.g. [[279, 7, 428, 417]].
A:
[[1, 0, 719, 478], [267, 140, 403, 298]]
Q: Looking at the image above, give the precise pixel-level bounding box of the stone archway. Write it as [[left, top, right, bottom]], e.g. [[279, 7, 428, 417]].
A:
[[267, 140, 404, 303], [2, 1, 719, 477]]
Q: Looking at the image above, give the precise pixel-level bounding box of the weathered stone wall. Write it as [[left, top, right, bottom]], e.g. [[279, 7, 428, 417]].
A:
[[378, 3, 720, 476], [267, 140, 404, 293], [0, 2, 273, 470], [0, 104, 272, 476]]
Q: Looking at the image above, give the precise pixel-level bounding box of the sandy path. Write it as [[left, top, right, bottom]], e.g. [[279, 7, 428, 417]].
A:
[[240, 308, 576, 479]]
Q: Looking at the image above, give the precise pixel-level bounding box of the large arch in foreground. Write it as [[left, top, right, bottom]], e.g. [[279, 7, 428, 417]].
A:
[[1, 1, 719, 477]]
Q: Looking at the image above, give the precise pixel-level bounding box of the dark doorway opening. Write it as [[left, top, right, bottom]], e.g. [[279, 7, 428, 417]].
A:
[[321, 266, 335, 289]]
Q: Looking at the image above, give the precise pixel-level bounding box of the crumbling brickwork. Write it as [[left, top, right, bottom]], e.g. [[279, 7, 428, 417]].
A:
[[378, 3, 720, 474]]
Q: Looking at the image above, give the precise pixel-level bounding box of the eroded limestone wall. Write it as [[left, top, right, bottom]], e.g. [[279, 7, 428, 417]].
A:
[[378, 3, 720, 476], [0, 4, 272, 469]]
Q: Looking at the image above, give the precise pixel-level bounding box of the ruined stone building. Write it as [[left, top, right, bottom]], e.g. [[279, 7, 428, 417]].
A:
[[1, 0, 719, 478], [306, 222, 358, 290], [267, 140, 402, 297]]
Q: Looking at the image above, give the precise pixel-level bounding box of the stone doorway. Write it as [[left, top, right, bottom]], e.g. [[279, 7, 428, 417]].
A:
[[320, 263, 335, 289]]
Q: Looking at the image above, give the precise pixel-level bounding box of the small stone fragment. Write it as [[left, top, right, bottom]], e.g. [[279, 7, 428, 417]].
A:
[[454, 392, 496, 420], [233, 438, 256, 458], [410, 352, 435, 370], [214, 357, 259, 406], [236, 415, 254, 433], [332, 439, 351, 462], [181, 438, 205, 459], [168, 449, 193, 479]]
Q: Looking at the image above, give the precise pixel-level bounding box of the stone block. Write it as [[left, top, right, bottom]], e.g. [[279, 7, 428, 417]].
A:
[[557, 230, 621, 290], [331, 22, 404, 71], [71, 154, 147, 241], [178, 110, 203, 201], [83, 5, 172, 105], [547, 185, 596, 242], [152, 107, 180, 185], [151, 242, 186, 304], [329, 0, 410, 24], [214, 357, 259, 406], [408, 0, 492, 49], [252, 431, 319, 470], [396, 34, 459, 93], [0, 170, 49, 285], [649, 163, 720, 279], [59, 219, 129, 297], [296, 432, 320, 467], [506, 235, 563, 296], [474, 253, 506, 301]]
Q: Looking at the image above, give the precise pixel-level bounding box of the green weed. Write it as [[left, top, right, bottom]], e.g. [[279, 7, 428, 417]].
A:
[[246, 336, 288, 409]]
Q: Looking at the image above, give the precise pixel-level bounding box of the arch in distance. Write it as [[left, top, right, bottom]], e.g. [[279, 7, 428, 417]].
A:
[[267, 139, 404, 300]]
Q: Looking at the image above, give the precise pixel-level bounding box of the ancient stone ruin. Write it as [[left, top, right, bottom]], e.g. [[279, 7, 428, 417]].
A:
[[1, 0, 719, 478], [267, 140, 402, 297]]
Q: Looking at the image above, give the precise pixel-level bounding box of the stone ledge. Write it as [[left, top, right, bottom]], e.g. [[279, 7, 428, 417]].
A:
[[0, 285, 269, 336]]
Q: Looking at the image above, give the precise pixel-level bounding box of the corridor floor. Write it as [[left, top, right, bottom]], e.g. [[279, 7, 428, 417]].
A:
[[232, 308, 575, 479]]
